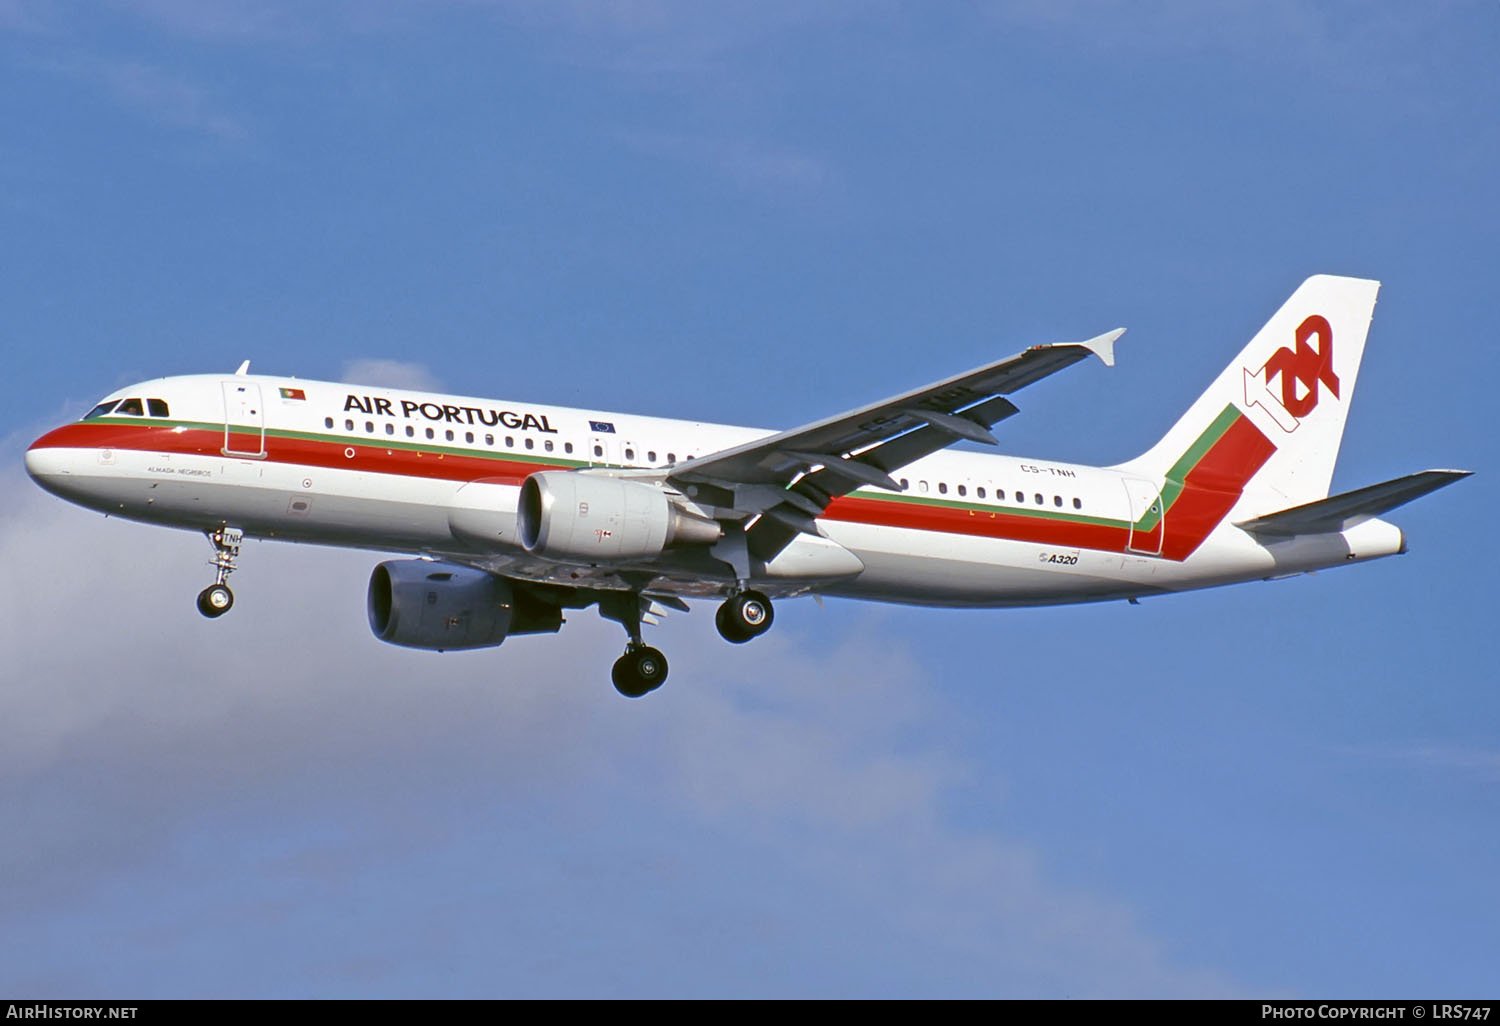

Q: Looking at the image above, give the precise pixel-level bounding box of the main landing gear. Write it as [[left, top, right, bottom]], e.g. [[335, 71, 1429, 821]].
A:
[[600, 587, 777, 698], [196, 526, 242, 619], [715, 589, 774, 644], [599, 591, 670, 699]]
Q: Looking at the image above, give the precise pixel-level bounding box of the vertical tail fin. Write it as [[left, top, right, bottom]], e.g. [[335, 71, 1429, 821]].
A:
[[1117, 275, 1380, 509]]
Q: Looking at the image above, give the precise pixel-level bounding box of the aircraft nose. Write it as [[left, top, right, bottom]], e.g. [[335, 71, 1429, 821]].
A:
[[25, 444, 62, 481], [25, 429, 79, 491]]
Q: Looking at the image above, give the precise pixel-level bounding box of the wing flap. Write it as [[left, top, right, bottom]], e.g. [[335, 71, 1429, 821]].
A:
[[1236, 470, 1471, 537]]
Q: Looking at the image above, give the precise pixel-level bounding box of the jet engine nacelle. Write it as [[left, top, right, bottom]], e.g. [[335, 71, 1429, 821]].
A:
[[367, 559, 563, 651], [518, 471, 721, 562]]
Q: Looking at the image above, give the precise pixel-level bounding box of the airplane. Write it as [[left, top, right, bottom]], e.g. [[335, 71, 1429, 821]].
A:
[[25, 275, 1468, 697]]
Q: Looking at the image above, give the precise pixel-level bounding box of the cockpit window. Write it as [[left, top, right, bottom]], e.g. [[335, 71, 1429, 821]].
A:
[[114, 398, 145, 416], [147, 398, 169, 417], [82, 401, 119, 420]]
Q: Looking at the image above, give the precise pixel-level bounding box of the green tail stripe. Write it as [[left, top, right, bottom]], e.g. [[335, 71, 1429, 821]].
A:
[[1132, 404, 1241, 531]]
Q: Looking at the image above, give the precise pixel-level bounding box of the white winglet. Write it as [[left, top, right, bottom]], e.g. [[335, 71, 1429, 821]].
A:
[[1077, 328, 1124, 368], [234, 360, 251, 376]]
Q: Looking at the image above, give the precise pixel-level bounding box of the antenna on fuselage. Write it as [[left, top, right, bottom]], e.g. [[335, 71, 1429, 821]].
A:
[[234, 360, 250, 376]]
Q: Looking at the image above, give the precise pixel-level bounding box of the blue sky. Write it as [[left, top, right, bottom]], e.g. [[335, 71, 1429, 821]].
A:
[[2, 0, 1496, 997]]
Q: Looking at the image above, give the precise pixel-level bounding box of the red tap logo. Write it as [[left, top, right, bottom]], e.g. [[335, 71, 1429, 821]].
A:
[[1243, 314, 1339, 432]]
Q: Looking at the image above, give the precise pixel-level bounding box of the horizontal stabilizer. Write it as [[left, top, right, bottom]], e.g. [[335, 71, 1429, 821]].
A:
[[1236, 470, 1471, 537]]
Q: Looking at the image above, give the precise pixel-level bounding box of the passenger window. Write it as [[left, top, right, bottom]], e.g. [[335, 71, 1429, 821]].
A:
[[594, 444, 603, 457], [938, 482, 947, 495], [1073, 498, 1082, 510], [1034, 493, 1043, 505], [565, 442, 574, 454], [147, 398, 169, 417], [919, 481, 929, 493], [386, 423, 394, 436], [425, 427, 434, 439], [900, 478, 909, 490], [406, 426, 415, 437], [116, 398, 144, 416], [545, 440, 554, 452], [1054, 495, 1063, 507], [647, 450, 656, 463], [957, 484, 966, 497], [667, 453, 676, 464], [465, 431, 474, 443], [485, 434, 494, 446], [83, 401, 119, 420], [625, 447, 635, 461], [977, 486, 986, 499], [445, 429, 454, 441], [506, 436, 515, 448], [324, 417, 334, 429], [345, 419, 354, 431], [1015, 492, 1024, 504], [525, 438, 534, 450], [366, 421, 374, 433]]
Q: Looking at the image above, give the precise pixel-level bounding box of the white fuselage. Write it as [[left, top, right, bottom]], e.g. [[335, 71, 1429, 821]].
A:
[[25, 373, 1405, 608]]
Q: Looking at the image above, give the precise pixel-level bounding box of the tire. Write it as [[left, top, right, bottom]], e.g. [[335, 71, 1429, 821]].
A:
[[717, 591, 773, 643], [197, 584, 234, 618], [716, 603, 751, 644], [612, 646, 668, 697]]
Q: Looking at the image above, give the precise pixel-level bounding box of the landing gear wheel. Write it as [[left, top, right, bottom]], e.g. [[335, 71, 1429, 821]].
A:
[[612, 646, 669, 698], [716, 590, 774, 644], [197, 584, 234, 618]]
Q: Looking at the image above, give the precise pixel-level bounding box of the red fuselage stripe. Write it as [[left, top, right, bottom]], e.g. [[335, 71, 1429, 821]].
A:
[[30, 414, 1277, 561]]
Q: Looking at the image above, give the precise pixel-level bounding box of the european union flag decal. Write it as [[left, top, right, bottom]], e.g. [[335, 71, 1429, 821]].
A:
[[589, 420, 616, 433]]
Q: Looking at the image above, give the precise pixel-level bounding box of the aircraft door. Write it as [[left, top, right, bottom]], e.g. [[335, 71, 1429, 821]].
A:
[[222, 381, 266, 458], [589, 435, 614, 467], [1122, 477, 1164, 556]]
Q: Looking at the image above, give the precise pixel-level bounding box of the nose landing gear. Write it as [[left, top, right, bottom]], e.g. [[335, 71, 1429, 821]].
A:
[[196, 526, 243, 619]]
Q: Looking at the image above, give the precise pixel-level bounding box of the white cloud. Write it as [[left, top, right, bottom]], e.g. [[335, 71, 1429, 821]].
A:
[[28, 54, 248, 142], [487, 0, 883, 69], [91, 0, 877, 51], [616, 130, 837, 194], [105, 0, 304, 41], [340, 358, 444, 393], [1336, 743, 1500, 783], [0, 0, 41, 31], [0, 451, 1234, 995], [984, 0, 1460, 96], [990, 0, 1332, 48]]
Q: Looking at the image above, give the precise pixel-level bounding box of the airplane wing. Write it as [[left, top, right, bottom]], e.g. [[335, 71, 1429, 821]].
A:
[[668, 329, 1123, 559]]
